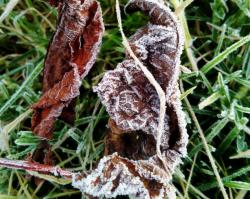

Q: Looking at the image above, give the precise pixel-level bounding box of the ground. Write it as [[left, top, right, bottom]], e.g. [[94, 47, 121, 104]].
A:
[[0, 0, 249, 198]]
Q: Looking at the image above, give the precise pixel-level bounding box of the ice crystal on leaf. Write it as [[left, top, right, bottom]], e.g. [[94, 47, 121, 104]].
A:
[[72, 153, 177, 199], [77, 0, 188, 198]]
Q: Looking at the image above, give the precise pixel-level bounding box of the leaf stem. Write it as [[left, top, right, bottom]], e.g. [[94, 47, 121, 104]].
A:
[[0, 158, 73, 179], [171, 0, 198, 71], [116, 0, 168, 171]]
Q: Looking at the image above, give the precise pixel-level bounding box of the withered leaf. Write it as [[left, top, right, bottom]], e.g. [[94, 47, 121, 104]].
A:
[[32, 0, 104, 139], [76, 0, 188, 198], [72, 153, 176, 199]]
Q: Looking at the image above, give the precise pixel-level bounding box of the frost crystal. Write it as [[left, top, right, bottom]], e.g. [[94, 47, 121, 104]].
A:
[[72, 153, 176, 199], [74, 0, 188, 198]]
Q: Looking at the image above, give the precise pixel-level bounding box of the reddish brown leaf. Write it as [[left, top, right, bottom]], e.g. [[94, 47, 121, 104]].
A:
[[32, 0, 104, 139]]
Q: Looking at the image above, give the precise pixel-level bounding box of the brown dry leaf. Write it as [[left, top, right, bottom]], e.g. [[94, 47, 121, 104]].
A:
[[72, 0, 188, 198], [31, 0, 104, 139]]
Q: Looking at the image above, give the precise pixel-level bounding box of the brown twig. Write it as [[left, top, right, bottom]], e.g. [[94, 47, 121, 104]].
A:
[[0, 158, 73, 179]]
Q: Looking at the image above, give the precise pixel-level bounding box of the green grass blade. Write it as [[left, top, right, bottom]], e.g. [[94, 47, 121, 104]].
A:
[[198, 91, 221, 109], [224, 181, 250, 190], [199, 166, 250, 191], [230, 150, 250, 159], [180, 86, 197, 100], [189, 117, 229, 157], [235, 104, 250, 114], [201, 35, 250, 73], [0, 61, 43, 117], [217, 126, 240, 155], [233, 77, 250, 88]]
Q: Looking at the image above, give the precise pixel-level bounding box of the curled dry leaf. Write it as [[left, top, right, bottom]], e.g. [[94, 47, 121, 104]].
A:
[[31, 0, 104, 139], [72, 0, 188, 198]]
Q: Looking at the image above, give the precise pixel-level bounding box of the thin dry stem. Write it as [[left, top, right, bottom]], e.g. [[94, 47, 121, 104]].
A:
[[180, 81, 229, 199], [170, 0, 198, 71], [0, 158, 73, 179], [184, 153, 197, 198], [115, 0, 167, 169], [174, 0, 194, 16]]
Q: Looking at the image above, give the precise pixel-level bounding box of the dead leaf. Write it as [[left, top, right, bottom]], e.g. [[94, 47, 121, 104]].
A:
[[76, 0, 188, 198], [31, 0, 104, 139]]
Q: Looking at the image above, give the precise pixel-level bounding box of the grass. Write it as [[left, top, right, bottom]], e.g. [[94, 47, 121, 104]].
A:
[[0, 0, 250, 198]]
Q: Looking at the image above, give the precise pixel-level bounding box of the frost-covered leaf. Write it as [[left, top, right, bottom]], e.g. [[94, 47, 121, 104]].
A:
[[95, 0, 184, 145], [84, 0, 188, 198], [72, 153, 176, 199], [31, 0, 104, 139]]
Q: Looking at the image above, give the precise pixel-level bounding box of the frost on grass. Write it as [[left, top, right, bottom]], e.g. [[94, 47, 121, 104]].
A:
[[74, 0, 188, 198], [31, 0, 104, 139]]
